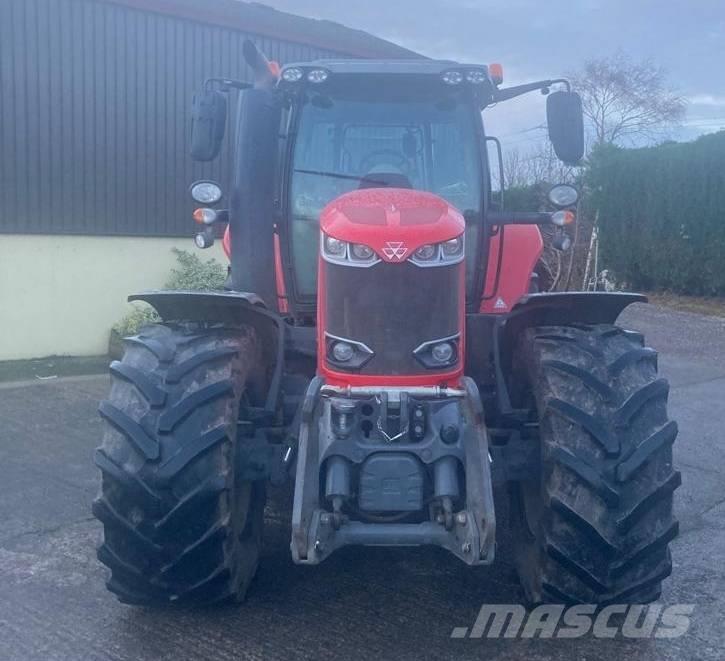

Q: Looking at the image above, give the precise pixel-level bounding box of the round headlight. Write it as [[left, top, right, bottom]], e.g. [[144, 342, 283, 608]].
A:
[[282, 67, 304, 82], [548, 184, 579, 208], [442, 237, 463, 256], [190, 181, 222, 205], [414, 244, 437, 261], [466, 70, 488, 84], [442, 70, 464, 85], [431, 342, 454, 364], [324, 236, 346, 256], [351, 243, 374, 260], [331, 341, 354, 362], [307, 69, 329, 83]]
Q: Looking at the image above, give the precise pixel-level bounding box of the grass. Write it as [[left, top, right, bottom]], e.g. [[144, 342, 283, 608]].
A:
[[646, 292, 725, 318]]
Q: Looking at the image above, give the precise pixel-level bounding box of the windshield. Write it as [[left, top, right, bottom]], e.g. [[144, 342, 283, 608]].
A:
[[288, 86, 483, 297]]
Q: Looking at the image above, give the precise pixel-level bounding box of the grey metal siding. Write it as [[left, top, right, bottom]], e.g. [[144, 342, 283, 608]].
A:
[[0, 0, 348, 237]]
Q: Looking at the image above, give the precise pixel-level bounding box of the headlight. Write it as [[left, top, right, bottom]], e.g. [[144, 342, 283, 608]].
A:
[[190, 180, 222, 205], [282, 67, 304, 82], [465, 70, 488, 84], [324, 236, 346, 256], [413, 244, 437, 261], [331, 341, 354, 362], [321, 233, 380, 267], [351, 243, 375, 261], [325, 333, 374, 369], [413, 334, 460, 369], [442, 70, 463, 85], [431, 342, 454, 363], [307, 69, 329, 83], [410, 235, 465, 267], [441, 237, 463, 257], [548, 184, 579, 208]]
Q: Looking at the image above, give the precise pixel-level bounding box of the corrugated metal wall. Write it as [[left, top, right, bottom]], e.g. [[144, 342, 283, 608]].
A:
[[0, 0, 346, 237]]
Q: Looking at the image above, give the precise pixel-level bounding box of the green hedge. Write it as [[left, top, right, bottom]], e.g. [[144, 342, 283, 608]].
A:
[[587, 132, 725, 295]]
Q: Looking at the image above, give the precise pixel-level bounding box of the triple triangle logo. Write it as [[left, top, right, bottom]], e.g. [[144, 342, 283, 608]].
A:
[[382, 241, 408, 260]]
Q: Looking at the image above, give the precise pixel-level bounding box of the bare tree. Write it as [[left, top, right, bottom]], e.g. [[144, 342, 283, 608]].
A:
[[503, 148, 527, 188], [504, 144, 575, 189], [570, 52, 686, 145]]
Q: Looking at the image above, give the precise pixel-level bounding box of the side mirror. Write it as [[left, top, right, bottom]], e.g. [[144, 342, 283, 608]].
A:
[[190, 89, 227, 161], [547, 91, 584, 165]]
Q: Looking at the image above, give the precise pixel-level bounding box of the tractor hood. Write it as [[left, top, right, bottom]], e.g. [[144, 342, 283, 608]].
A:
[[320, 189, 465, 263]]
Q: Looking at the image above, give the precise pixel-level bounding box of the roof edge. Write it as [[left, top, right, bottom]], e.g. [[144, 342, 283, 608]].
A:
[[94, 0, 423, 59]]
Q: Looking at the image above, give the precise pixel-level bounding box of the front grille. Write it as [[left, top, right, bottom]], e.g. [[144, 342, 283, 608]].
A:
[[323, 260, 460, 375]]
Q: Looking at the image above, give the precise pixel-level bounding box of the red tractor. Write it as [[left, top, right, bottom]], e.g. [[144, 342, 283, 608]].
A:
[[93, 41, 679, 606]]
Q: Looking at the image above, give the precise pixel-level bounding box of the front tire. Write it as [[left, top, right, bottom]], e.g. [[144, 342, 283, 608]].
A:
[[511, 324, 680, 604], [93, 322, 266, 605]]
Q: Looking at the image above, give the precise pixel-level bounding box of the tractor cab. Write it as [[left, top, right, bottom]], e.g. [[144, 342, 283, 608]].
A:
[[280, 60, 489, 304], [189, 51, 584, 320]]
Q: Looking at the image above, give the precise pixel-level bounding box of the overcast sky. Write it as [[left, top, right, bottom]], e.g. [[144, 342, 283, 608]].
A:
[[261, 0, 725, 152]]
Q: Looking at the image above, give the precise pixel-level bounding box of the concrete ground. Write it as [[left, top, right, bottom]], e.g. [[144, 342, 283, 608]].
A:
[[0, 302, 723, 661]]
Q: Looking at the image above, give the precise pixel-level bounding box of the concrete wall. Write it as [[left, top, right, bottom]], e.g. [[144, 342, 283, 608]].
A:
[[0, 235, 226, 361]]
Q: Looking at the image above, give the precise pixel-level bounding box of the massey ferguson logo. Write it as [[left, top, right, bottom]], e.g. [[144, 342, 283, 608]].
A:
[[383, 241, 408, 260]]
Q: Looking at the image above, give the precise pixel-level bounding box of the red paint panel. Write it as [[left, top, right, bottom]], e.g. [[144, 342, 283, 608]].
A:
[[479, 224, 543, 314], [320, 188, 465, 262]]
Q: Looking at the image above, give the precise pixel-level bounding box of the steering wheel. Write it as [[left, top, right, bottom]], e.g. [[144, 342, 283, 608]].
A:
[[359, 150, 410, 175]]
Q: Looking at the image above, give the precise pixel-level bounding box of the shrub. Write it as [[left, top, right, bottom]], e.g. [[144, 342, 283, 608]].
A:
[[165, 248, 227, 290], [112, 303, 159, 337], [587, 131, 725, 295], [112, 248, 227, 338]]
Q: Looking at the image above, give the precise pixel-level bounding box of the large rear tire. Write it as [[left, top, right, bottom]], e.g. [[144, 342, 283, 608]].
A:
[[511, 324, 680, 604], [93, 322, 266, 605]]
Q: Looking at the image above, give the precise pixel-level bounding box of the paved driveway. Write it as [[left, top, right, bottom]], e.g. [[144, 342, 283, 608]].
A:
[[0, 303, 723, 660]]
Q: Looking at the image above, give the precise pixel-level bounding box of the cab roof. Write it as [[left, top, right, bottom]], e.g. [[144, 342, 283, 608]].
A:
[[281, 59, 489, 77]]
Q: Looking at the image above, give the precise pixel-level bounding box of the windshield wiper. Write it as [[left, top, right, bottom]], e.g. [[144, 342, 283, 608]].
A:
[[294, 168, 392, 187]]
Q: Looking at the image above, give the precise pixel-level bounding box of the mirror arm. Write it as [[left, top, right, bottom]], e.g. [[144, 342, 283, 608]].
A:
[[492, 78, 570, 103]]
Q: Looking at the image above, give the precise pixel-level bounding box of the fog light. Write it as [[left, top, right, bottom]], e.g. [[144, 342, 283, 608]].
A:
[[431, 342, 454, 363], [332, 341, 354, 362]]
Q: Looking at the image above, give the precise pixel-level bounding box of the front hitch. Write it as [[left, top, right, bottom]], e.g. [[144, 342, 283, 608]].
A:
[[290, 378, 496, 565]]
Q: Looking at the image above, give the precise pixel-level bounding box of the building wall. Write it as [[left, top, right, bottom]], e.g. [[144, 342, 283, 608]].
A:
[[0, 0, 401, 361], [0, 0, 345, 238], [0, 235, 227, 360]]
